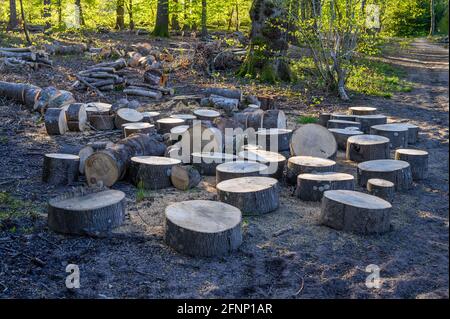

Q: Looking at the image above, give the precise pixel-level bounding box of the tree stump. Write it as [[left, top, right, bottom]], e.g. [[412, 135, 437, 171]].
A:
[[170, 113, 197, 125], [357, 159, 413, 191], [42, 153, 80, 185], [290, 124, 337, 159], [88, 114, 115, 130], [48, 189, 126, 236], [86, 102, 112, 121], [141, 111, 161, 123], [216, 160, 268, 184], [370, 124, 409, 149], [367, 178, 395, 203], [404, 124, 419, 144], [354, 115, 387, 133], [255, 128, 292, 153], [394, 149, 429, 180], [327, 119, 361, 130], [123, 122, 155, 138], [296, 172, 355, 202], [165, 200, 242, 257], [114, 108, 143, 128], [193, 108, 221, 121], [238, 149, 286, 179], [170, 165, 201, 191], [191, 152, 237, 176], [330, 114, 357, 122], [286, 156, 337, 185], [66, 103, 87, 132], [319, 190, 392, 234], [348, 107, 377, 116], [128, 156, 181, 190], [328, 128, 364, 150], [156, 117, 186, 134], [170, 125, 190, 142], [217, 177, 279, 215], [45, 108, 67, 135], [346, 135, 390, 162], [318, 113, 331, 127]]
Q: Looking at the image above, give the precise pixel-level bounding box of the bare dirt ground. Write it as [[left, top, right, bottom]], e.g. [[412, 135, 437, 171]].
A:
[[0, 36, 448, 299]]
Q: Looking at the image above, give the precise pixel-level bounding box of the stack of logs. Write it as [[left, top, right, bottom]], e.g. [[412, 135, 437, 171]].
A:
[[0, 47, 52, 70]]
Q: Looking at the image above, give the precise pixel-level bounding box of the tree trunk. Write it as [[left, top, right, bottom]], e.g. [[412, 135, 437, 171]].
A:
[[75, 0, 85, 26], [128, 0, 134, 30], [43, 0, 51, 28], [19, 0, 31, 46], [153, 0, 169, 37], [7, 0, 18, 31], [57, 0, 62, 26], [201, 0, 207, 38], [116, 0, 125, 30], [430, 0, 435, 36]]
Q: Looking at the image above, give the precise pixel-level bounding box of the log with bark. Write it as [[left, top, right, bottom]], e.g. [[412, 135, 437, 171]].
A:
[[144, 69, 168, 87], [128, 156, 181, 190], [170, 165, 201, 191], [367, 178, 395, 203], [42, 153, 80, 185], [200, 94, 239, 116], [357, 159, 413, 191], [44, 43, 88, 55], [346, 135, 390, 163], [44, 108, 68, 135], [286, 156, 337, 185], [114, 108, 144, 128], [216, 160, 268, 184], [296, 172, 355, 202], [394, 149, 429, 180], [66, 103, 88, 132]]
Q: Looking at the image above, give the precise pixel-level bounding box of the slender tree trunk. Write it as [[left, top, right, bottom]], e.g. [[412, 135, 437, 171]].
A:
[[235, 1, 240, 31], [43, 0, 51, 28], [128, 0, 134, 30], [201, 0, 207, 37], [430, 0, 435, 36], [171, 0, 181, 31], [56, 0, 62, 26], [227, 6, 235, 31], [19, 0, 31, 44], [75, 0, 85, 26], [183, 0, 190, 31], [116, 0, 125, 30], [153, 0, 169, 37], [7, 0, 19, 30]]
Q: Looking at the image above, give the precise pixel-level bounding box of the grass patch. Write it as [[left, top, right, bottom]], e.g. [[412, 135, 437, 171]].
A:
[[0, 191, 41, 232], [297, 115, 318, 124], [136, 181, 153, 203]]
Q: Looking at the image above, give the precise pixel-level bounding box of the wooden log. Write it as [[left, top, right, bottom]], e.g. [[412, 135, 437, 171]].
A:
[[216, 160, 268, 184], [170, 125, 190, 142], [42, 153, 79, 185], [357, 159, 413, 191], [257, 95, 276, 110], [319, 190, 392, 234], [23, 86, 41, 108], [217, 177, 279, 215], [128, 156, 181, 190], [327, 119, 361, 130], [144, 69, 167, 86], [123, 122, 155, 138], [88, 58, 127, 70], [370, 124, 409, 149], [157, 117, 186, 134], [286, 156, 337, 185], [123, 88, 162, 99], [191, 152, 237, 175], [290, 124, 337, 159], [200, 95, 239, 116], [346, 134, 390, 162], [170, 114, 197, 125], [48, 189, 126, 236], [330, 114, 357, 122], [255, 128, 293, 152], [328, 128, 363, 150], [180, 123, 224, 159], [34, 86, 60, 112], [165, 200, 242, 257], [296, 172, 355, 202], [85, 134, 167, 186], [79, 67, 116, 74], [262, 110, 287, 129], [355, 115, 387, 133], [349, 106, 377, 116], [238, 149, 286, 179], [127, 82, 174, 95], [318, 113, 331, 127], [170, 165, 201, 191], [89, 114, 115, 130], [66, 103, 87, 132], [86, 102, 112, 121], [141, 111, 161, 123], [205, 87, 242, 100], [193, 108, 221, 121], [0, 81, 35, 104], [44, 108, 67, 135], [114, 108, 144, 128], [47, 90, 75, 109], [404, 124, 419, 144], [394, 149, 429, 180], [45, 43, 88, 55], [367, 178, 395, 203]]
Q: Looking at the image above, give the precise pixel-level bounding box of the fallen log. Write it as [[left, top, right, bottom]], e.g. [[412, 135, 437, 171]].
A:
[[200, 94, 239, 115], [205, 87, 242, 100], [144, 69, 167, 87], [44, 43, 88, 55], [123, 88, 162, 99], [45, 108, 67, 135]]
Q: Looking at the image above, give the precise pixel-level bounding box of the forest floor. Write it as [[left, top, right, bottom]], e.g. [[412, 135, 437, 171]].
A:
[[0, 35, 448, 299]]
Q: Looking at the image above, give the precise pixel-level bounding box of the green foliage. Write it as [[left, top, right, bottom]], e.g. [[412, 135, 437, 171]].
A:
[[0, 191, 40, 232], [297, 115, 318, 124]]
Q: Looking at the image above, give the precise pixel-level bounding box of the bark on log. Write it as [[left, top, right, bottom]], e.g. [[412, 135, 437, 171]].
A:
[[367, 178, 395, 203], [45, 108, 67, 135], [42, 153, 79, 185], [319, 190, 392, 234], [34, 86, 60, 113], [404, 124, 419, 144], [327, 119, 361, 130], [255, 128, 292, 152], [114, 108, 144, 128], [157, 117, 186, 134], [238, 149, 286, 179], [262, 110, 287, 129], [45, 43, 88, 55], [66, 103, 87, 132], [318, 113, 331, 127], [141, 111, 161, 123], [165, 200, 242, 257], [348, 107, 377, 116], [144, 69, 167, 86], [394, 149, 429, 180], [355, 115, 387, 133], [328, 128, 363, 150], [123, 88, 162, 99], [88, 58, 127, 70], [296, 172, 354, 202], [170, 165, 201, 190], [89, 114, 115, 130], [290, 124, 337, 159], [123, 122, 155, 138], [217, 176, 279, 215], [193, 109, 221, 121], [330, 114, 357, 122], [357, 159, 413, 191], [169, 125, 190, 142], [216, 160, 268, 184], [180, 123, 224, 160], [47, 90, 75, 109], [128, 156, 181, 189], [370, 124, 409, 149], [200, 95, 239, 115], [191, 152, 237, 176], [205, 87, 242, 100], [346, 135, 390, 162], [257, 95, 276, 110], [286, 156, 337, 185]]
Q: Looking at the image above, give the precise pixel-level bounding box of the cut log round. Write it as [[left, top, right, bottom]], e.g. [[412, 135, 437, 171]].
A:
[[319, 190, 392, 234], [404, 124, 419, 144], [216, 160, 268, 184], [357, 159, 413, 191], [114, 108, 144, 128], [66, 103, 87, 132], [328, 128, 364, 150], [327, 119, 361, 130], [330, 114, 357, 122], [238, 149, 286, 179], [156, 117, 186, 134], [354, 115, 387, 133], [86, 102, 112, 119], [48, 189, 126, 236], [296, 172, 355, 202], [42, 153, 80, 185], [286, 156, 337, 185], [262, 110, 287, 129], [89, 114, 115, 130], [256, 128, 293, 152], [78, 146, 94, 175], [170, 165, 201, 191], [394, 149, 429, 180], [44, 108, 67, 135], [367, 178, 395, 203], [205, 87, 242, 100], [346, 134, 390, 162], [128, 156, 181, 189], [165, 200, 242, 257], [290, 124, 337, 159], [180, 123, 224, 160], [170, 113, 197, 125], [169, 125, 190, 142], [123, 122, 155, 138], [141, 111, 161, 123], [193, 108, 221, 121], [191, 152, 237, 175], [318, 113, 331, 127], [217, 177, 279, 215], [348, 107, 377, 116], [370, 124, 409, 149]]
